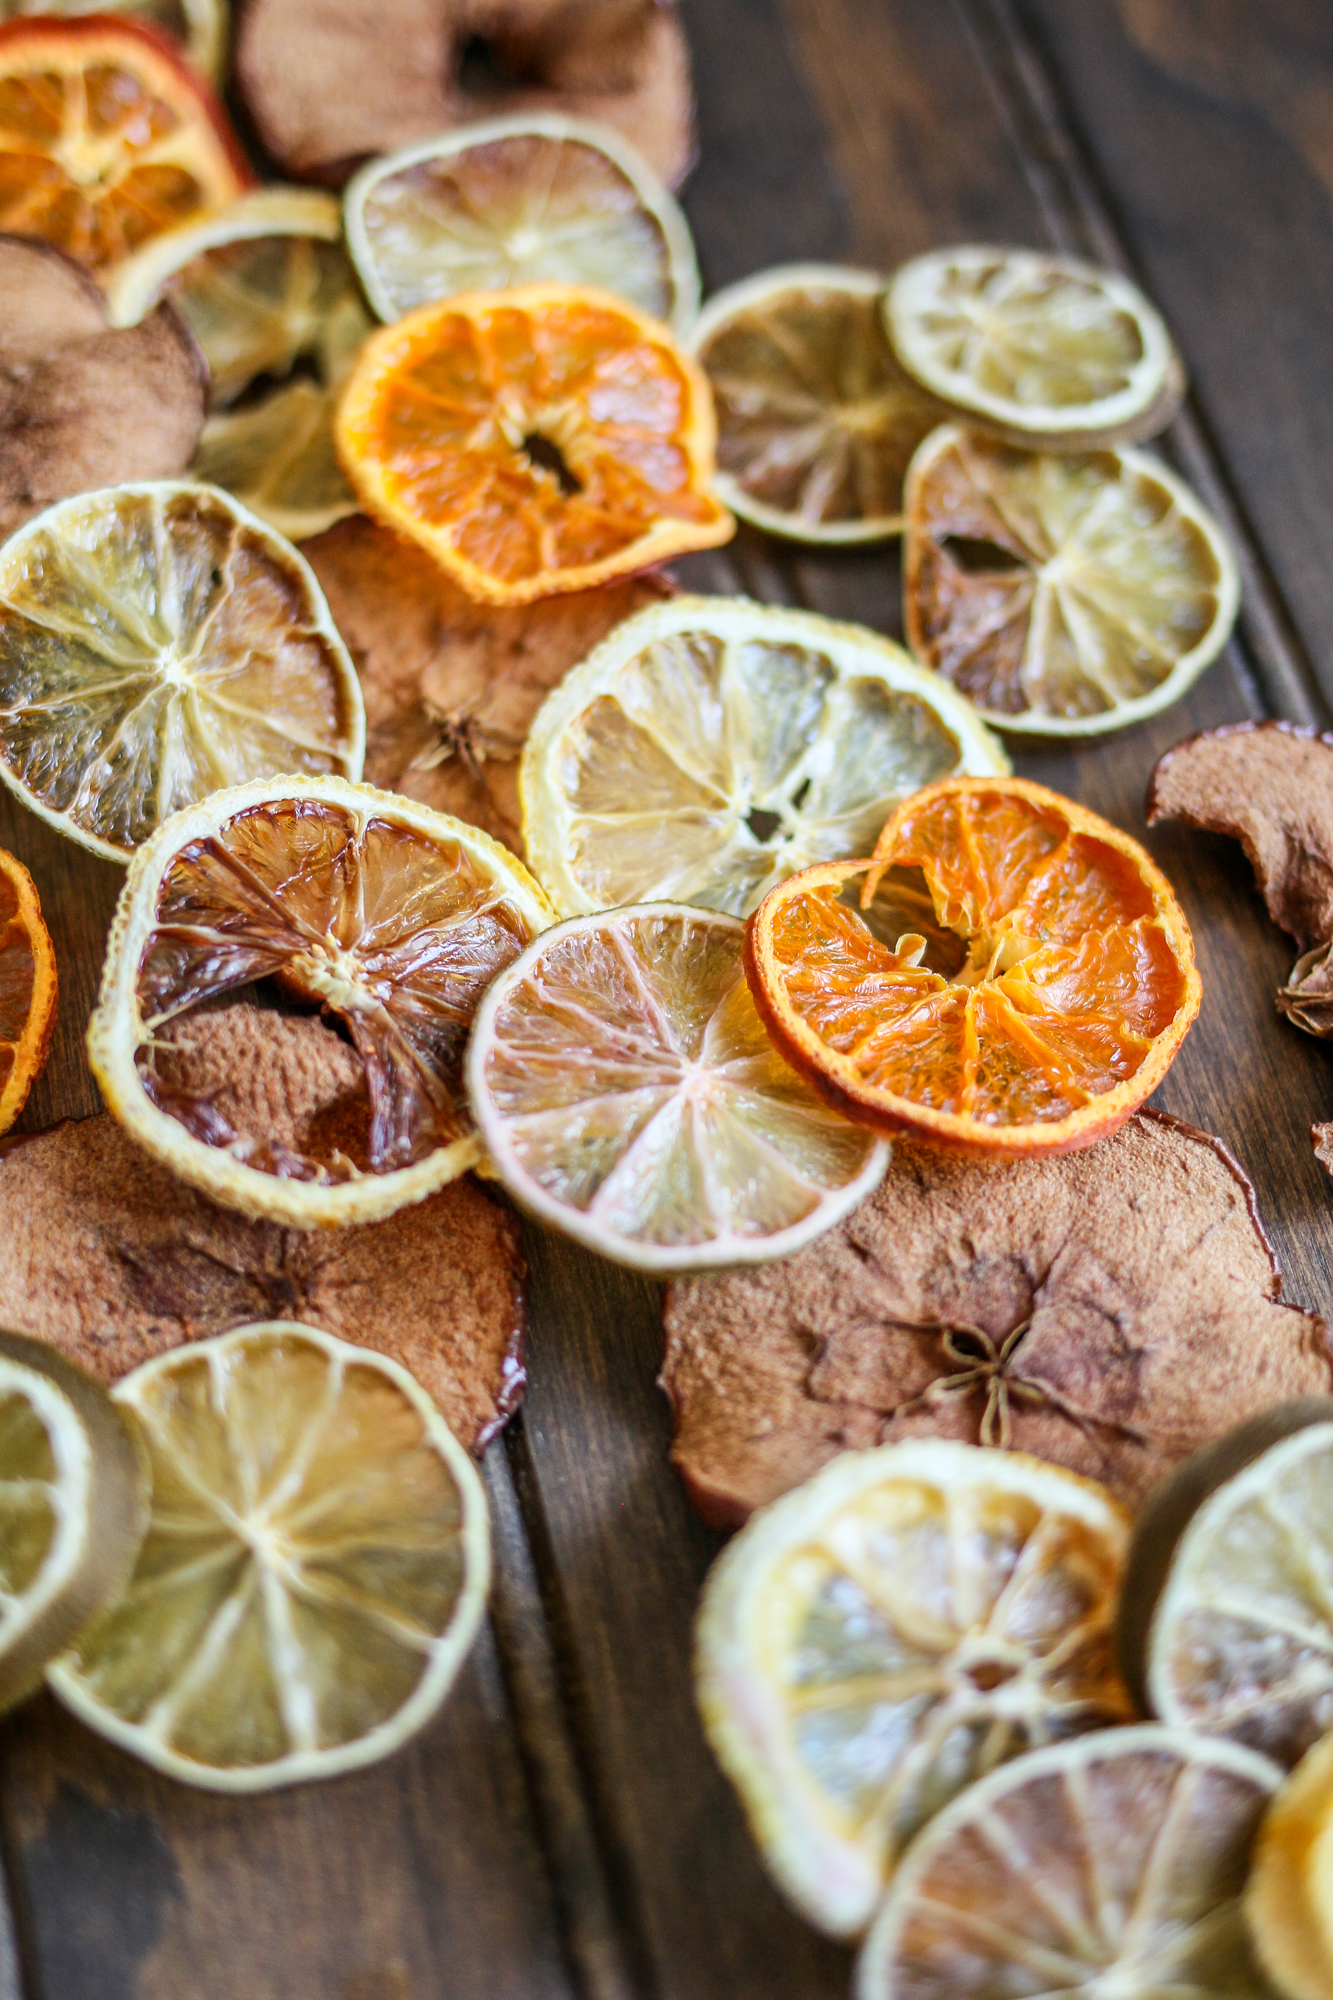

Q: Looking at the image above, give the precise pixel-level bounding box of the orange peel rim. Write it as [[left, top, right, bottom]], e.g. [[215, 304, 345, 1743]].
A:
[[0, 848, 57, 1138]]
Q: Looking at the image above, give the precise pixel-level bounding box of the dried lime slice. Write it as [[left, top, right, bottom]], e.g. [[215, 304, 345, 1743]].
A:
[[47, 1322, 489, 1791]]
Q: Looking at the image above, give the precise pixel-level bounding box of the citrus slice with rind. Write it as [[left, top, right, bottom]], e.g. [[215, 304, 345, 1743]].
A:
[[746, 774, 1200, 1156], [0, 846, 56, 1136], [520, 596, 1009, 920], [1246, 1728, 1333, 2000], [107, 189, 374, 541], [884, 245, 1184, 447], [466, 904, 888, 1274], [88, 773, 553, 1228], [0, 481, 365, 861], [0, 1327, 148, 1714], [903, 423, 1239, 733], [334, 282, 733, 606], [696, 1439, 1133, 1938], [689, 265, 950, 542], [855, 1725, 1282, 1997], [0, 0, 228, 81], [344, 113, 699, 333], [0, 14, 250, 273], [46, 1321, 489, 1791]]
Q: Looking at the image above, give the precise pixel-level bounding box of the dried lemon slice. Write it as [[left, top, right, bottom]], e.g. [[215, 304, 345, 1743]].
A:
[[88, 773, 552, 1228], [689, 265, 949, 542], [520, 596, 1008, 920], [884, 245, 1183, 447], [107, 190, 373, 541], [0, 0, 228, 80], [467, 904, 888, 1274], [695, 1440, 1133, 1936], [856, 1726, 1281, 1996], [345, 113, 699, 332], [0, 1328, 147, 1714], [903, 424, 1239, 734], [1246, 1729, 1333, 2000], [0, 482, 365, 860], [47, 1322, 489, 1792]]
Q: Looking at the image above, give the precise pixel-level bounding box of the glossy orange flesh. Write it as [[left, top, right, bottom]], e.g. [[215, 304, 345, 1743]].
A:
[[747, 777, 1199, 1153], [336, 285, 733, 605], [0, 846, 56, 1136]]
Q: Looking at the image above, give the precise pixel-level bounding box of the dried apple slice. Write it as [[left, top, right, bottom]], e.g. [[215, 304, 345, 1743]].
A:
[[661, 1110, 1332, 1526]]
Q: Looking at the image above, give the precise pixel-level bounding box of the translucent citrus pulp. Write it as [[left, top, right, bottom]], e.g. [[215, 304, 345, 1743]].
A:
[[47, 1322, 489, 1791], [344, 113, 700, 332], [0, 1327, 147, 1714], [0, 13, 249, 273], [1144, 1417, 1333, 1768], [856, 1726, 1282, 1998], [520, 596, 1009, 920], [746, 775, 1200, 1155], [1246, 1729, 1333, 2000], [884, 246, 1183, 445], [107, 188, 373, 540], [0, 845, 56, 1135], [903, 424, 1239, 733], [695, 1441, 1133, 1937], [0, 0, 228, 81], [466, 905, 888, 1273], [689, 265, 949, 541], [88, 774, 553, 1227], [334, 283, 733, 606], [0, 482, 365, 860]]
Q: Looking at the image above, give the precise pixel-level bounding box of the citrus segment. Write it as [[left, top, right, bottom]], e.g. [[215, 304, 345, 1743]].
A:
[[345, 114, 699, 332], [0, 482, 365, 860], [466, 904, 888, 1273], [746, 776, 1200, 1155], [520, 596, 1008, 920], [696, 1440, 1133, 1937], [884, 246, 1183, 445], [88, 774, 552, 1228], [689, 265, 949, 542], [0, 14, 249, 273], [334, 283, 733, 606], [856, 1726, 1282, 1997], [903, 423, 1239, 733], [47, 1322, 489, 1791], [0, 1327, 147, 1713], [0, 845, 56, 1135], [0, 0, 229, 80]]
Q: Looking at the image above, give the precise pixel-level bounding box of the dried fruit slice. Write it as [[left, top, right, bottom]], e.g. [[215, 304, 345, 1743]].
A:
[[0, 481, 365, 861], [0, 845, 56, 1136], [47, 1322, 490, 1791], [696, 1440, 1133, 1937], [88, 774, 552, 1227], [345, 114, 699, 331], [662, 1111, 1333, 1526], [0, 1327, 147, 1713], [0, 236, 205, 540], [106, 188, 373, 541], [1123, 1401, 1333, 1769], [0, 14, 250, 273], [903, 424, 1239, 733], [855, 1726, 1281, 1997], [520, 596, 1008, 920], [689, 265, 949, 542], [0, 1102, 527, 1449], [1246, 1729, 1333, 2000], [334, 283, 733, 606], [303, 513, 671, 852], [467, 904, 888, 1273], [0, 0, 229, 81], [237, 0, 695, 191], [747, 776, 1200, 1155], [884, 246, 1184, 447]]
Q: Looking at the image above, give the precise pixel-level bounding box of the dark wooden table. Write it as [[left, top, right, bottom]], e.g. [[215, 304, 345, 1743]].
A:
[[4, 1, 1333, 1993]]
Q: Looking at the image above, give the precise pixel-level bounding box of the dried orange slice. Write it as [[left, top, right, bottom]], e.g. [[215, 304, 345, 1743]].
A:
[[0, 14, 250, 274], [335, 282, 733, 606], [746, 775, 1199, 1156], [0, 846, 56, 1136], [0, 0, 228, 82], [87, 774, 552, 1227]]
